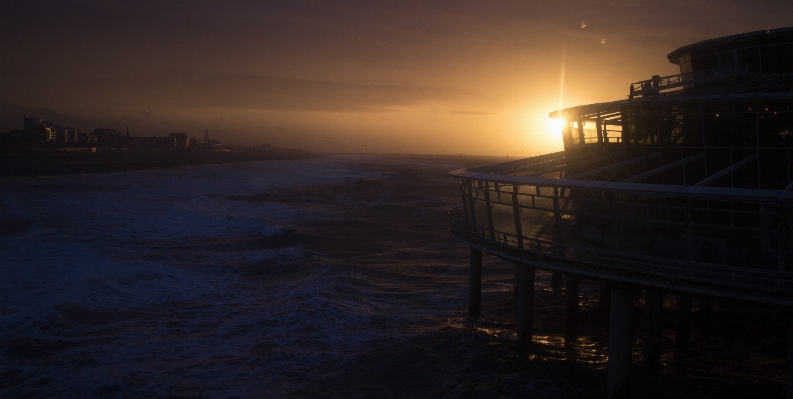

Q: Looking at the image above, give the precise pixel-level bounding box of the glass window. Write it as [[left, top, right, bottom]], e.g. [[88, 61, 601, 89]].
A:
[[759, 112, 793, 147], [760, 44, 792, 74], [759, 35, 787, 45], [704, 112, 756, 147], [703, 103, 728, 113], [692, 53, 718, 71], [730, 103, 755, 112], [737, 47, 761, 74]]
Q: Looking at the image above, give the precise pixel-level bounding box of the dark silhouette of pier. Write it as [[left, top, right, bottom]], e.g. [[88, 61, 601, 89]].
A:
[[450, 27, 793, 398]]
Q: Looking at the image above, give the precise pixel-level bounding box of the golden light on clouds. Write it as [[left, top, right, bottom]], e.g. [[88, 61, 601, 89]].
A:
[[2, 1, 791, 156]]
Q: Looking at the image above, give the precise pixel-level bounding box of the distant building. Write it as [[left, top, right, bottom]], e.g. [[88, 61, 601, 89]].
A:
[[23, 115, 45, 131], [169, 133, 188, 148], [91, 128, 124, 148], [3, 116, 223, 150], [21, 116, 78, 146]]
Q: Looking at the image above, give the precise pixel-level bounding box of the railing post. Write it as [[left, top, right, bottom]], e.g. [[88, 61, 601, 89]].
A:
[[483, 181, 495, 240], [512, 184, 524, 249], [596, 113, 604, 143], [466, 179, 477, 228], [553, 187, 563, 244]]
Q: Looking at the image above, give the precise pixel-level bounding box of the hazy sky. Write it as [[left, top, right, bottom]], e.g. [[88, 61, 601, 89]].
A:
[[2, 1, 792, 155]]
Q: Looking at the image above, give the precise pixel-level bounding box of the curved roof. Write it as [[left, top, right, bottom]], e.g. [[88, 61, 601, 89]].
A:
[[667, 26, 793, 64]]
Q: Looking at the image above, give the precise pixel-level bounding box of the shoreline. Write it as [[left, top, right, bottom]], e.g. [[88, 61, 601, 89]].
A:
[[0, 148, 324, 177]]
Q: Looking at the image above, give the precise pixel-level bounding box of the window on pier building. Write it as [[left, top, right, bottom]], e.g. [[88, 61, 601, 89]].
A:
[[571, 121, 599, 144], [623, 106, 704, 146], [758, 101, 793, 147], [685, 35, 792, 75], [760, 43, 793, 74], [703, 112, 756, 148], [678, 53, 692, 74]]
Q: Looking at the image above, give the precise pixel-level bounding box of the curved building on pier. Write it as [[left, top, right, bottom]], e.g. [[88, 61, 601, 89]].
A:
[[449, 27, 793, 397]]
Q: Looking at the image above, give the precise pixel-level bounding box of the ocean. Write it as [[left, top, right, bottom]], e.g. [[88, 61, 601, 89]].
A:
[[0, 155, 786, 398]]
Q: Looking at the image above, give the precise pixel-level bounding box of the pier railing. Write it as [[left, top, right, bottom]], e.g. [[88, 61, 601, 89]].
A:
[[629, 64, 749, 99], [449, 145, 793, 305]]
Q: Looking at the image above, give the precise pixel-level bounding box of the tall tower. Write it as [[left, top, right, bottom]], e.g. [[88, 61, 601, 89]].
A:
[[205, 129, 208, 141]]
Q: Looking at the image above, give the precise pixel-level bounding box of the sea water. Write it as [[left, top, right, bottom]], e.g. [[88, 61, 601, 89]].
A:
[[0, 155, 784, 398]]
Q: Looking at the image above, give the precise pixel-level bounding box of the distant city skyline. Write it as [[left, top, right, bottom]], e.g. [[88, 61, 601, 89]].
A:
[[1, 114, 221, 150], [2, 1, 792, 155]]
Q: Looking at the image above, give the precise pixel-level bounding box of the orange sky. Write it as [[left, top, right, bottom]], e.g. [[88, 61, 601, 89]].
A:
[[2, 1, 792, 155]]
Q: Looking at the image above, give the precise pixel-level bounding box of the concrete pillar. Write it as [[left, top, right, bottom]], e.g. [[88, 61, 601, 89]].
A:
[[468, 247, 483, 319], [675, 294, 692, 359], [643, 289, 663, 374], [788, 315, 793, 399], [513, 266, 519, 298], [565, 274, 580, 339], [608, 286, 633, 399], [516, 264, 536, 352], [552, 271, 562, 288], [699, 296, 714, 334]]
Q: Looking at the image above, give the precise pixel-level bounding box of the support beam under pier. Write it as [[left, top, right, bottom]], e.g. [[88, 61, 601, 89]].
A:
[[676, 294, 692, 360], [468, 247, 482, 319], [565, 274, 580, 339], [643, 289, 663, 374], [552, 271, 562, 288], [516, 264, 536, 352], [608, 286, 634, 399], [788, 313, 793, 399]]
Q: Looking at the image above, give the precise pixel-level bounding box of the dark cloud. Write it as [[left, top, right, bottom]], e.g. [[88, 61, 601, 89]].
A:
[[81, 71, 467, 112]]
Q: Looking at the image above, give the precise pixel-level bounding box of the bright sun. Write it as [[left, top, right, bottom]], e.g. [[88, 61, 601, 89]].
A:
[[546, 118, 565, 136]]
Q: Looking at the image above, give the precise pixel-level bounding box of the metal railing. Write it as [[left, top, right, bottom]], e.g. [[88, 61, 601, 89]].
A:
[[629, 64, 749, 99], [448, 207, 793, 305]]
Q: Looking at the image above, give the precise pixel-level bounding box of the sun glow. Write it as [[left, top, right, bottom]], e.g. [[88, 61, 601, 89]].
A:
[[546, 117, 565, 136]]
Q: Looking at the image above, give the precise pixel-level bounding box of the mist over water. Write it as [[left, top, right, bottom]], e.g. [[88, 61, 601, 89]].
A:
[[0, 155, 787, 398]]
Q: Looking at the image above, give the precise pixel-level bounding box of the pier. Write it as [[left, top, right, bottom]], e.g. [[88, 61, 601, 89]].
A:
[[450, 27, 793, 398]]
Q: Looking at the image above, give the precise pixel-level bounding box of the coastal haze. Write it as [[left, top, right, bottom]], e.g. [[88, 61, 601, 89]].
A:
[[2, 1, 792, 155]]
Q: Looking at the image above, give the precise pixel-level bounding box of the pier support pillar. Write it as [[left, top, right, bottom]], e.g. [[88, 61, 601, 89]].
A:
[[552, 271, 562, 288], [513, 267, 519, 298], [675, 294, 692, 359], [608, 285, 633, 399], [788, 314, 793, 399], [565, 274, 580, 339], [699, 297, 714, 334], [516, 264, 536, 352], [468, 247, 482, 319], [643, 289, 663, 374]]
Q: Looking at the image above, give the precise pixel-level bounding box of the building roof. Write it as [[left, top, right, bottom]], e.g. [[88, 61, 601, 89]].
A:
[[666, 26, 793, 64]]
